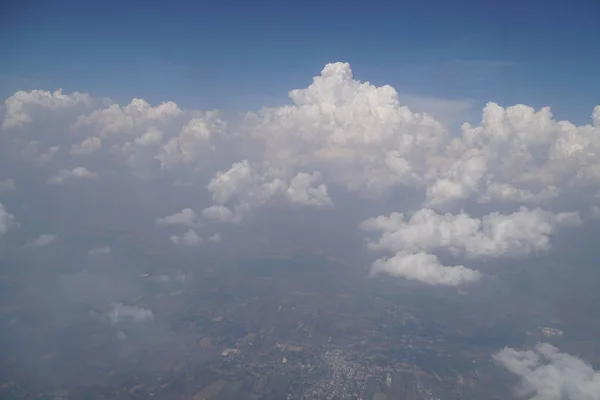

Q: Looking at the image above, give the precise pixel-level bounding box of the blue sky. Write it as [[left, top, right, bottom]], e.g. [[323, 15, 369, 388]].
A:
[[2, 0, 599, 124]]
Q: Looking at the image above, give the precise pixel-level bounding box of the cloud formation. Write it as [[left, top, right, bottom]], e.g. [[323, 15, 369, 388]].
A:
[[170, 229, 202, 246], [108, 303, 154, 323], [1, 62, 599, 286], [156, 208, 198, 227], [0, 202, 17, 235], [495, 343, 600, 400], [30, 234, 58, 247]]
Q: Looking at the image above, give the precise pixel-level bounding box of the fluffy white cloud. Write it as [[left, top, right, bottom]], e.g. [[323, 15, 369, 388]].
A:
[[362, 207, 581, 259], [170, 229, 202, 246], [30, 234, 57, 247], [240, 62, 446, 195], [371, 251, 481, 286], [202, 205, 238, 223], [1, 61, 599, 287], [72, 98, 182, 137], [203, 161, 332, 222], [156, 112, 225, 169], [2, 89, 92, 129], [108, 303, 154, 323], [361, 207, 581, 285], [0, 202, 17, 235], [286, 172, 333, 207], [427, 102, 600, 207], [494, 343, 600, 400], [156, 208, 198, 227], [47, 167, 97, 185]]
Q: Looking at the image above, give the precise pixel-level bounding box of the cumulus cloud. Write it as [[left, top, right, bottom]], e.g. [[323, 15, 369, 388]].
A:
[[2, 89, 92, 129], [361, 207, 580, 285], [494, 343, 600, 400], [371, 251, 481, 286], [239, 62, 446, 196], [362, 207, 581, 259], [170, 229, 202, 246], [427, 102, 600, 206], [1, 61, 599, 287], [286, 172, 333, 207], [47, 167, 97, 185], [156, 208, 198, 226], [156, 112, 224, 168], [203, 161, 332, 222], [202, 204, 238, 223]]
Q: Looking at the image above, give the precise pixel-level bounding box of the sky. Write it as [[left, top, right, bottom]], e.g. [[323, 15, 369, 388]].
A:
[[2, 1, 600, 398], [2, 0, 600, 123]]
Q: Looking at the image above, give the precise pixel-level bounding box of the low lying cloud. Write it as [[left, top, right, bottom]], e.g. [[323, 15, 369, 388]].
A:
[[494, 343, 600, 400], [108, 303, 154, 323]]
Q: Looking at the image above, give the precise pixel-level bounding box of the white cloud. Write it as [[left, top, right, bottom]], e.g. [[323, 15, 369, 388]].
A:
[[240, 62, 446, 195], [72, 98, 182, 137], [156, 113, 224, 168], [202, 205, 238, 223], [47, 167, 97, 185], [135, 127, 163, 146], [170, 229, 202, 246], [0, 202, 17, 235], [108, 303, 154, 323], [286, 172, 332, 207], [362, 207, 581, 259], [88, 246, 111, 257], [0, 178, 15, 192], [156, 208, 198, 227], [204, 161, 332, 221], [371, 251, 481, 286], [70, 136, 101, 155], [30, 234, 57, 247], [494, 343, 600, 400], [427, 101, 600, 207], [2, 89, 92, 129], [479, 183, 559, 205], [1, 62, 599, 287], [208, 233, 221, 242], [361, 207, 581, 285]]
